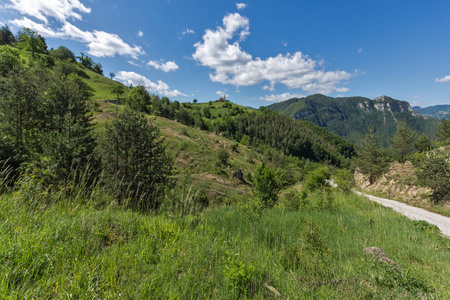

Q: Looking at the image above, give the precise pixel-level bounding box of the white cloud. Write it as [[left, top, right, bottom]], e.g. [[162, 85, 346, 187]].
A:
[[11, 17, 145, 58], [216, 91, 229, 98], [236, 3, 247, 10], [259, 93, 305, 102], [358, 47, 363, 53], [147, 60, 179, 72], [7, 0, 145, 59], [128, 60, 143, 67], [116, 71, 187, 98], [182, 28, 195, 35], [12, 17, 64, 38], [138, 30, 144, 37], [436, 75, 450, 83], [7, 0, 91, 24], [178, 28, 195, 40], [193, 13, 352, 94]]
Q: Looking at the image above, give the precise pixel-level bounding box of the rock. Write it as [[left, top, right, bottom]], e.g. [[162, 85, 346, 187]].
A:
[[363, 247, 400, 269]]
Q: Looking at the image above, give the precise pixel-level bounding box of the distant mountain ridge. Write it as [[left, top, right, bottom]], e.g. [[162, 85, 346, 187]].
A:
[[267, 94, 439, 145], [413, 105, 450, 120]]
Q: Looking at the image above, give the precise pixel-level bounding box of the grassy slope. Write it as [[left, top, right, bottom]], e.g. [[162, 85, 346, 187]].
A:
[[1, 191, 449, 298], [93, 101, 260, 203]]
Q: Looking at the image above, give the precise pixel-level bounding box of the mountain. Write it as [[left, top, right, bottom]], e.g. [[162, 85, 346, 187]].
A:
[[267, 94, 440, 145], [413, 105, 450, 120]]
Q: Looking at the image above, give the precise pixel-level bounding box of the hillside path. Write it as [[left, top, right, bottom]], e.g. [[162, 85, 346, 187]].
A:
[[354, 191, 450, 238]]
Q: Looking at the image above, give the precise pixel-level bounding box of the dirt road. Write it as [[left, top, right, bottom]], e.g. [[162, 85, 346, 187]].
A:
[[355, 191, 450, 238]]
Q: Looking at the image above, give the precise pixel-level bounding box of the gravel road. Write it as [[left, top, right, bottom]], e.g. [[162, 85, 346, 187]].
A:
[[355, 191, 450, 238]]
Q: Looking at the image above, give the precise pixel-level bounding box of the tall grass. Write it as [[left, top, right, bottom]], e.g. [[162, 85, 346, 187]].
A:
[[0, 187, 449, 298]]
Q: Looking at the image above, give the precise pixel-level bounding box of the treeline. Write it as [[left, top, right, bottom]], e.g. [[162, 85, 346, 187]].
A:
[[0, 45, 172, 211], [119, 85, 356, 167], [356, 121, 450, 202], [0, 25, 103, 75]]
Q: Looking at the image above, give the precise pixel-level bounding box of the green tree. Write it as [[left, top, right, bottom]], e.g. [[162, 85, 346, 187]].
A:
[[0, 65, 42, 149], [16, 28, 47, 57], [126, 85, 151, 112], [217, 149, 229, 165], [49, 46, 75, 61], [253, 163, 280, 208], [100, 108, 173, 210], [92, 62, 103, 75], [414, 134, 432, 152], [109, 72, 115, 80], [0, 25, 16, 45], [436, 118, 450, 145], [35, 73, 96, 183], [111, 83, 125, 100], [416, 154, 450, 203], [202, 106, 211, 118], [193, 99, 198, 104], [355, 129, 390, 184], [389, 120, 417, 162], [304, 166, 330, 191], [0, 65, 43, 178], [0, 45, 20, 76]]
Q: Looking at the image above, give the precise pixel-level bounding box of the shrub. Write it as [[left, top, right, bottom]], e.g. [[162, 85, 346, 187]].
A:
[[333, 169, 354, 192], [280, 189, 300, 211], [253, 163, 280, 208], [304, 166, 330, 191], [218, 149, 229, 166]]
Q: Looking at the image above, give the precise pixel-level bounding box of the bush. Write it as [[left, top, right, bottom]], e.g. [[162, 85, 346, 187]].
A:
[[304, 166, 330, 191], [218, 149, 229, 166], [333, 169, 354, 192], [253, 163, 280, 208]]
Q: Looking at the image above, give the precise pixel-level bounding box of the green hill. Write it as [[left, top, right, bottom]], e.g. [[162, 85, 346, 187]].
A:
[[413, 105, 450, 120], [267, 94, 440, 146]]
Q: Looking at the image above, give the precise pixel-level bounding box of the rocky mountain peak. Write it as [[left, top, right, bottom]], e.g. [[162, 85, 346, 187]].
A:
[[373, 95, 394, 102]]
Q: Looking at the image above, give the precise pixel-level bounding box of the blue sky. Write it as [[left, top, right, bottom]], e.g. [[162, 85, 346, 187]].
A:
[[1, 0, 450, 108]]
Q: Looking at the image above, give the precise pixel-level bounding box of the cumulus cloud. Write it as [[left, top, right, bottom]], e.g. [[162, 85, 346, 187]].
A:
[[147, 60, 179, 72], [193, 13, 352, 94], [436, 75, 450, 83], [138, 30, 144, 37], [12, 17, 64, 38], [259, 93, 305, 102], [7, 0, 91, 23], [236, 3, 247, 10], [116, 71, 187, 97], [7, 0, 145, 58]]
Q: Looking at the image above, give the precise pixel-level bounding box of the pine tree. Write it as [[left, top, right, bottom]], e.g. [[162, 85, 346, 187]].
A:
[[355, 129, 390, 184], [416, 154, 450, 203], [100, 108, 173, 210], [436, 118, 450, 145], [389, 121, 417, 162], [37, 72, 96, 183]]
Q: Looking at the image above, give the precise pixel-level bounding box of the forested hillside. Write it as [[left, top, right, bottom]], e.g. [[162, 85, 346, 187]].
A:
[[413, 104, 450, 120], [267, 94, 440, 146]]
